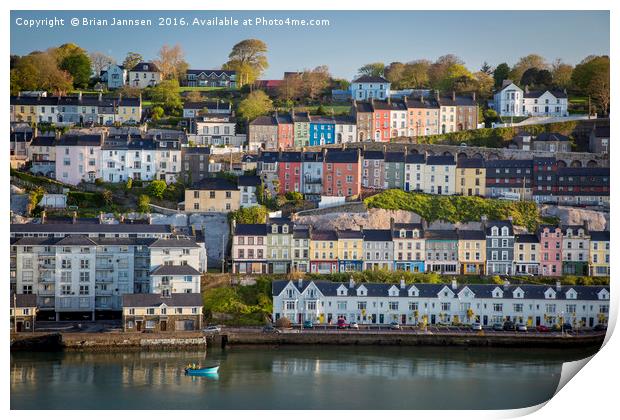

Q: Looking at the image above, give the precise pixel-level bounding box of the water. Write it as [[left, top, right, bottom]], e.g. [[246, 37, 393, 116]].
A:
[[10, 346, 598, 410]]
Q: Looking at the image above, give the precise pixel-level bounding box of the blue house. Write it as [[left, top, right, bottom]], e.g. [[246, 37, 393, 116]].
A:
[[309, 116, 335, 146]]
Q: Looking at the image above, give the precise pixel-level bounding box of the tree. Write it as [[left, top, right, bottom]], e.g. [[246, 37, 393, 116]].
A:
[[590, 69, 610, 116], [331, 78, 350, 91], [151, 106, 164, 121], [90, 52, 116, 77], [520, 67, 541, 86], [429, 54, 465, 88], [434, 63, 472, 91], [551, 59, 573, 89], [223, 39, 269, 86], [229, 205, 268, 224], [149, 79, 182, 113], [277, 72, 304, 102], [148, 180, 167, 199], [357, 62, 385, 77], [117, 85, 141, 98], [49, 43, 86, 64], [122, 52, 143, 71], [154, 44, 188, 80], [472, 71, 494, 99], [400, 60, 431, 88], [185, 90, 203, 102], [480, 61, 493, 75], [102, 189, 113, 206], [493, 62, 511, 88], [535, 69, 553, 87], [60, 53, 92, 88], [237, 90, 273, 121], [137, 194, 150, 213], [10, 52, 73, 95], [302, 65, 330, 101], [510, 54, 548, 84], [385, 62, 405, 87], [572, 55, 610, 115]]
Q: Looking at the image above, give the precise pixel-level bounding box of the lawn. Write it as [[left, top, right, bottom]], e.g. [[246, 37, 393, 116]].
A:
[[179, 86, 229, 92]]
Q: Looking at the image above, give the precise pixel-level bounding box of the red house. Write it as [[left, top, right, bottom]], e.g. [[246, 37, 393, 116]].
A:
[[277, 152, 302, 194], [372, 99, 392, 142], [322, 148, 362, 197], [275, 113, 294, 150]]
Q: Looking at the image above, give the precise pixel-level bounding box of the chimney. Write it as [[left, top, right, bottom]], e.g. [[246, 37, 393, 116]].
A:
[[503, 279, 510, 290], [349, 276, 355, 288], [390, 217, 395, 232], [451, 278, 458, 290], [72, 211, 78, 224], [400, 277, 406, 289], [556, 280, 561, 291]]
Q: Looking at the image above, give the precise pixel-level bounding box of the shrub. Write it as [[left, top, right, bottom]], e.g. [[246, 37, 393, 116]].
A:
[[137, 194, 150, 213], [148, 180, 167, 199], [275, 317, 291, 328]]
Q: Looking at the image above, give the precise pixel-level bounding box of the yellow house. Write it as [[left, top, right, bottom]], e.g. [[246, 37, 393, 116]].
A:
[[11, 99, 38, 123], [185, 178, 240, 213], [589, 231, 609, 276], [309, 230, 338, 273], [122, 293, 203, 332], [10, 294, 37, 332], [457, 230, 486, 275], [336, 230, 364, 272], [456, 158, 486, 197], [115, 96, 142, 124]]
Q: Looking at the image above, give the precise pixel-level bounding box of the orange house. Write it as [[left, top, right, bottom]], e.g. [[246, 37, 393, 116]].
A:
[[322, 148, 362, 197]]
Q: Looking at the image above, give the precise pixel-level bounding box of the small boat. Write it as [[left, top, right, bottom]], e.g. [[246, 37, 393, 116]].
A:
[[184, 365, 219, 375]]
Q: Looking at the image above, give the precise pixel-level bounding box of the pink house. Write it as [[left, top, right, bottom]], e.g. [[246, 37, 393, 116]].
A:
[[55, 134, 104, 185], [538, 225, 563, 276]]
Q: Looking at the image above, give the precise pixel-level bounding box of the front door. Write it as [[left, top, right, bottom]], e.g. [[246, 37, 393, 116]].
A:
[[483, 315, 488, 326], [535, 316, 541, 326], [401, 314, 406, 325], [136, 321, 143, 331], [371, 314, 376, 324], [379, 314, 384, 324], [431, 314, 436, 324], [438, 186, 442, 194], [16, 321, 23, 332], [160, 321, 167, 331]]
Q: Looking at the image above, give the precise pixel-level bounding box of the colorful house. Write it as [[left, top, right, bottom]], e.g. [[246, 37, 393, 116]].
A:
[[562, 226, 590, 275], [337, 230, 364, 272], [538, 225, 563, 276], [266, 218, 293, 274], [485, 220, 514, 275], [404, 153, 426, 192], [277, 152, 302, 194], [384, 151, 405, 190], [362, 150, 385, 189], [513, 234, 540, 275], [362, 229, 394, 271], [589, 231, 610, 276], [425, 230, 459, 274], [309, 115, 335, 146], [292, 111, 311, 148], [372, 100, 391, 142], [323, 148, 362, 197], [392, 222, 425, 272], [456, 158, 485, 197], [275, 113, 294, 149], [352, 100, 374, 142], [458, 230, 486, 275], [309, 230, 338, 273]]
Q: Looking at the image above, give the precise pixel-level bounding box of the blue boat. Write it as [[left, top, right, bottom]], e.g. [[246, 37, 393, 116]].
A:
[[184, 365, 219, 375]]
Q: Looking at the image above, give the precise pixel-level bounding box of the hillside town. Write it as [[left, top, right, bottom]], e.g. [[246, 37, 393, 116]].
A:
[[9, 39, 610, 336]]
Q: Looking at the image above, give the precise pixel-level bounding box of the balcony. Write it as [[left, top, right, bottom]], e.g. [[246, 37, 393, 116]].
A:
[[96, 276, 114, 283]]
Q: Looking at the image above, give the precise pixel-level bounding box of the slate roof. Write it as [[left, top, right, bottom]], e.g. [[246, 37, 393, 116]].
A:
[[148, 238, 200, 248], [238, 175, 261, 187], [130, 62, 159, 72], [55, 235, 98, 246], [324, 149, 360, 163], [186, 69, 236, 76], [515, 234, 539, 243], [250, 116, 277, 126], [30, 137, 56, 147], [11, 293, 38, 308], [183, 146, 211, 155], [458, 230, 486, 240], [352, 75, 389, 84], [405, 153, 426, 164], [292, 112, 311, 123], [234, 224, 268, 236], [190, 178, 237, 190], [122, 293, 202, 308], [593, 126, 610, 138], [337, 230, 364, 239], [363, 150, 384, 160], [457, 158, 485, 168], [425, 230, 458, 240], [56, 135, 103, 147], [272, 280, 609, 301], [535, 133, 570, 142], [557, 168, 609, 177], [485, 159, 533, 169], [523, 89, 568, 99], [310, 230, 338, 241], [10, 223, 172, 235], [426, 155, 455, 166], [384, 152, 405, 163], [485, 220, 514, 236], [363, 229, 392, 241], [353, 101, 374, 113], [590, 231, 610, 241], [151, 265, 201, 276]]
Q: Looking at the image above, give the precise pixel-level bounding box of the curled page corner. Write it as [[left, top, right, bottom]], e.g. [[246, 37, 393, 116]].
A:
[[555, 355, 594, 396]]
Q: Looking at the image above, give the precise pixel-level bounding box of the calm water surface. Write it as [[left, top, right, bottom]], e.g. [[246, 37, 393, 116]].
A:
[[11, 346, 597, 410]]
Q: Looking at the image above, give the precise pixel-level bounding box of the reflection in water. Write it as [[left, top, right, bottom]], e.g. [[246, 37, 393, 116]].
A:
[[11, 346, 598, 410]]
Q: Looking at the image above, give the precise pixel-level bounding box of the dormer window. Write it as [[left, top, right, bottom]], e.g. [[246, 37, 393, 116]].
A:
[[501, 227, 509, 236], [272, 225, 278, 234], [491, 227, 498, 236], [413, 230, 419, 238], [282, 225, 289, 234], [400, 229, 406, 238]]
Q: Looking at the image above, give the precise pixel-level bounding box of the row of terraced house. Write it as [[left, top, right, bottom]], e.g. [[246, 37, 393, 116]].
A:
[[231, 218, 609, 277], [248, 92, 479, 150], [256, 148, 610, 205]]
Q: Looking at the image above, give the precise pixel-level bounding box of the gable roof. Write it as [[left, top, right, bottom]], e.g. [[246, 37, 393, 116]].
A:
[[190, 178, 237, 190], [150, 265, 201, 276], [122, 293, 202, 307], [352, 75, 389, 84], [130, 62, 159, 72]]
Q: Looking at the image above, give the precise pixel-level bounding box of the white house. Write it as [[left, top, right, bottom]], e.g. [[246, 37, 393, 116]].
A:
[[350, 75, 391, 101], [493, 81, 569, 117], [272, 279, 610, 328], [101, 64, 127, 89], [148, 237, 204, 295], [423, 155, 456, 195], [194, 114, 244, 147], [129, 62, 161, 89], [404, 153, 426, 192], [334, 116, 357, 144]]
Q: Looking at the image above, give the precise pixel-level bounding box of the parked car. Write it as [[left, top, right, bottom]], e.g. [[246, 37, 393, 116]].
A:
[[349, 322, 359, 330], [502, 321, 516, 331], [390, 322, 401, 330], [516, 324, 527, 332], [337, 319, 349, 329], [262, 325, 281, 334], [492, 323, 504, 331], [302, 320, 314, 329], [593, 324, 608, 332], [203, 325, 221, 334], [536, 325, 550, 333], [471, 322, 482, 331]]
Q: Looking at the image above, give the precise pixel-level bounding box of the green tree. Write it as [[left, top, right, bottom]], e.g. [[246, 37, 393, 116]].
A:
[[148, 180, 167, 199], [223, 39, 269, 86], [237, 90, 273, 122], [551, 59, 573, 89], [572, 55, 610, 115], [137, 194, 150, 213], [510, 54, 548, 84], [10, 52, 73, 95], [60, 52, 92, 88], [400, 60, 431, 88], [493, 62, 511, 88], [285, 191, 304, 202], [229, 205, 268, 224], [122, 52, 143, 71], [149, 79, 182, 114], [357, 62, 385, 77], [151, 106, 164, 121]]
